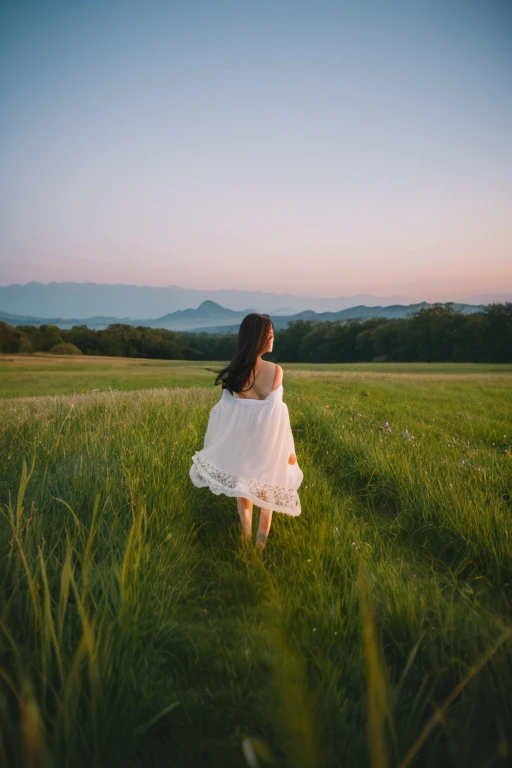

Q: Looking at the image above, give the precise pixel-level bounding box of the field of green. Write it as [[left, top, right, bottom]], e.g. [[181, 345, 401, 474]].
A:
[[1, 353, 511, 399], [1, 354, 511, 767]]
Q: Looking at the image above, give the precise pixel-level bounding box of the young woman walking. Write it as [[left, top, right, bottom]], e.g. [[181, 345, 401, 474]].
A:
[[189, 313, 303, 550]]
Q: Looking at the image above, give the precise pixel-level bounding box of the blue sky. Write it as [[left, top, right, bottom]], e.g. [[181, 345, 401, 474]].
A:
[[1, 0, 511, 300]]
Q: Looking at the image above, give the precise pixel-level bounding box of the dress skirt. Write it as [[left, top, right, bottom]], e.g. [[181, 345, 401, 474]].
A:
[[190, 385, 303, 515]]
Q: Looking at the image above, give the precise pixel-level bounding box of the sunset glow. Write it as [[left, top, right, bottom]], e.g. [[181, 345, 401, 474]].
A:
[[1, 0, 511, 303]]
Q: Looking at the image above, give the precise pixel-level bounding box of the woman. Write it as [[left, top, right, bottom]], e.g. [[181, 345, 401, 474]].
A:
[[189, 313, 303, 550]]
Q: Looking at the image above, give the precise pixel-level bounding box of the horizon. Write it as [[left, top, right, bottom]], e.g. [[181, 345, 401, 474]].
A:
[[2, 277, 512, 304], [1, 1, 511, 297], [1, 280, 511, 317]]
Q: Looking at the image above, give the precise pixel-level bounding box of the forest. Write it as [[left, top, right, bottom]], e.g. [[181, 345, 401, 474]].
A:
[[0, 303, 511, 363]]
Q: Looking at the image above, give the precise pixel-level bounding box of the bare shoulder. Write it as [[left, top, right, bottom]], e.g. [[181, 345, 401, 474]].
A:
[[272, 363, 284, 390]]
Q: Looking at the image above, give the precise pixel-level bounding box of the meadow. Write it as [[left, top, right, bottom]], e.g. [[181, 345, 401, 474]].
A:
[[1, 354, 511, 767]]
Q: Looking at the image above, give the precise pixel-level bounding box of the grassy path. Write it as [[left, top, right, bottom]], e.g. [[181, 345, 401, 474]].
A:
[[0, 369, 511, 766]]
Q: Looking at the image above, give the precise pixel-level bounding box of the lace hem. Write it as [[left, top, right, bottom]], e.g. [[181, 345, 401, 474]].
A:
[[190, 455, 301, 516]]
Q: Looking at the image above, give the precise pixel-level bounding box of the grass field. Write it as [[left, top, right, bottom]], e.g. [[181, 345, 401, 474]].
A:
[[1, 353, 511, 399], [1, 355, 511, 767]]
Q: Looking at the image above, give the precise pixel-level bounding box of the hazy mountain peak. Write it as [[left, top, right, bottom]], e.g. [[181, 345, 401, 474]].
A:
[[197, 300, 228, 314]]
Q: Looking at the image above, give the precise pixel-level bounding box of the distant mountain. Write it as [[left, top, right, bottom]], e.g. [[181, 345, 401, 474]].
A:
[[0, 301, 246, 331], [462, 292, 512, 304], [1, 281, 508, 321], [133, 300, 252, 330], [0, 299, 486, 333], [0, 310, 44, 324], [0, 309, 131, 329], [0, 281, 427, 318]]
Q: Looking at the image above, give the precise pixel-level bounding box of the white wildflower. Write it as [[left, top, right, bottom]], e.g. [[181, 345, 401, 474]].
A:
[[242, 739, 259, 768]]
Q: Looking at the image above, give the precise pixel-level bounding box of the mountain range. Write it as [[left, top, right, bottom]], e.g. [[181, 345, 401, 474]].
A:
[[0, 298, 486, 333], [1, 281, 510, 320]]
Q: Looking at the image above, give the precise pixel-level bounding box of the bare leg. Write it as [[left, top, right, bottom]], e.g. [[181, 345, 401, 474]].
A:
[[236, 497, 253, 539], [256, 508, 273, 551]]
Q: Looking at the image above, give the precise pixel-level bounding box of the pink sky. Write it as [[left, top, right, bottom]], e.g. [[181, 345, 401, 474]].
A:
[[1, 0, 511, 301]]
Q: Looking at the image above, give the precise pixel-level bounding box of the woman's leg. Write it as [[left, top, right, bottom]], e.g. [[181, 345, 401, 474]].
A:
[[256, 508, 273, 550], [236, 497, 253, 539]]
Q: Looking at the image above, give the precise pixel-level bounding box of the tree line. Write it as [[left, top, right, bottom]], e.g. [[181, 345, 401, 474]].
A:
[[0, 303, 511, 363]]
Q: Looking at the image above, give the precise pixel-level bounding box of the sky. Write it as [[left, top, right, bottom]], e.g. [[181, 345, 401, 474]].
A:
[[1, 0, 511, 302]]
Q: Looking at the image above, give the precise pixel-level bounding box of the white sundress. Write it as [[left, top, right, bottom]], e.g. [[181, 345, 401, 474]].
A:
[[189, 385, 303, 515]]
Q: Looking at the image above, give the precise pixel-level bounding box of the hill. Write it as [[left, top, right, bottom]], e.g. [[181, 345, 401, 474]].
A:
[[2, 281, 508, 320], [0, 300, 485, 333]]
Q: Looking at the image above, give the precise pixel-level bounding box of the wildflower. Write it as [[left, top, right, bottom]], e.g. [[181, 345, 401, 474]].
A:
[[352, 541, 360, 550], [334, 527, 340, 537], [384, 421, 392, 433], [242, 739, 259, 768]]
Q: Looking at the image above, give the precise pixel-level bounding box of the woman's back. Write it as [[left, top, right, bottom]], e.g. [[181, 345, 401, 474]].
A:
[[190, 312, 303, 532], [235, 360, 283, 400]]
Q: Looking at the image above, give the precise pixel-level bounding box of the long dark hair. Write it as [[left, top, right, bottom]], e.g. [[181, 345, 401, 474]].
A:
[[215, 313, 274, 394]]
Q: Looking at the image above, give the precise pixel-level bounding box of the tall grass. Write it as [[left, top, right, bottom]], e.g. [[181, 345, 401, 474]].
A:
[[0, 369, 511, 766]]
